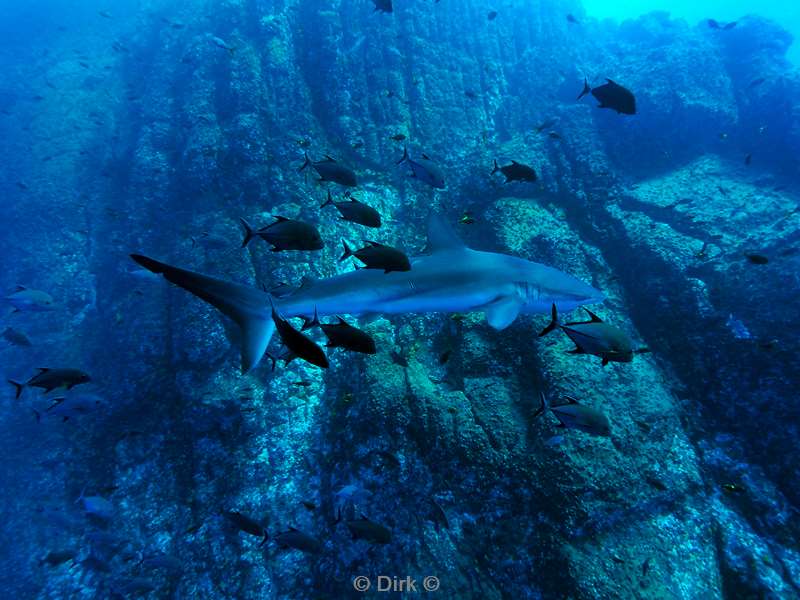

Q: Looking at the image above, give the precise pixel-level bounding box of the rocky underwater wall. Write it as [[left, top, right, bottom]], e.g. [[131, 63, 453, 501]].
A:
[[1, 0, 799, 598]]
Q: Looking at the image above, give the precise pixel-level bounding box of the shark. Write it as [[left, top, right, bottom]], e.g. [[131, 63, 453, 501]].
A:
[[130, 216, 604, 372]]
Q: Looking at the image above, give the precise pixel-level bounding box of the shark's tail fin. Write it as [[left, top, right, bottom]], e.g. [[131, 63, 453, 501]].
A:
[[538, 303, 559, 337], [130, 255, 274, 373], [239, 218, 258, 248], [8, 379, 24, 399], [491, 159, 499, 175]]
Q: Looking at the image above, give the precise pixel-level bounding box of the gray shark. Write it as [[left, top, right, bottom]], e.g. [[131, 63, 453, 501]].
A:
[[130, 216, 603, 372]]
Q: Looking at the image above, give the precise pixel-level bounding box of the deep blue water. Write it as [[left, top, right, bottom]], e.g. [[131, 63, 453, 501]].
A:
[[1, 1, 799, 598]]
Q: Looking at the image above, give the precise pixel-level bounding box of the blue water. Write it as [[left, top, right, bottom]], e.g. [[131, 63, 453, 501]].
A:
[[1, 0, 799, 598]]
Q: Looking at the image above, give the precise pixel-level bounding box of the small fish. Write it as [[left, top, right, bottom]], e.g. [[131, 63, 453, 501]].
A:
[[707, 19, 720, 29], [111, 577, 156, 596], [273, 527, 323, 554], [717, 185, 729, 196], [239, 216, 324, 252], [292, 380, 312, 387], [642, 557, 651, 576], [439, 349, 452, 364], [459, 212, 475, 225], [321, 190, 381, 228], [210, 36, 235, 55], [351, 140, 364, 149], [464, 90, 478, 100], [726, 314, 751, 340], [296, 138, 311, 148], [191, 232, 229, 250], [372, 0, 393, 13], [491, 159, 537, 183], [745, 253, 768, 264], [390, 133, 406, 141], [77, 490, 114, 521], [535, 119, 557, 133], [534, 391, 611, 437], [98, 10, 112, 19], [321, 317, 377, 355], [3, 326, 32, 347], [140, 553, 183, 574], [35, 393, 104, 422], [548, 132, 562, 140], [397, 147, 445, 189], [271, 306, 329, 369], [566, 14, 579, 24], [340, 240, 411, 273], [487, 11, 498, 21], [365, 449, 401, 468], [745, 153, 752, 165], [722, 483, 745, 494], [539, 305, 636, 366], [222, 510, 268, 545], [39, 549, 77, 567], [590, 79, 636, 115], [723, 21, 737, 30], [299, 152, 357, 187], [346, 514, 392, 544], [748, 78, 766, 89], [8, 368, 91, 399], [4, 285, 55, 312], [300, 500, 317, 511]]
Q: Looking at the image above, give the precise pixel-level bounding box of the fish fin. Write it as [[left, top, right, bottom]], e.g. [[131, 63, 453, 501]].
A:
[[634, 347, 651, 354], [484, 295, 523, 330], [33, 409, 40, 423], [396, 147, 408, 164], [14, 285, 27, 291], [259, 531, 268, 547], [601, 357, 609, 367], [563, 396, 579, 405], [298, 152, 310, 172], [37, 367, 50, 373], [538, 303, 559, 337], [421, 153, 430, 160], [320, 190, 334, 208], [511, 159, 519, 165], [583, 308, 603, 322], [424, 214, 466, 253], [239, 218, 257, 247], [129, 255, 274, 373], [272, 215, 289, 222], [533, 391, 548, 417], [556, 422, 567, 428], [339, 240, 354, 262], [577, 77, 591, 100], [8, 379, 27, 399], [567, 347, 584, 354], [491, 159, 499, 175], [301, 307, 320, 331], [323, 154, 336, 162]]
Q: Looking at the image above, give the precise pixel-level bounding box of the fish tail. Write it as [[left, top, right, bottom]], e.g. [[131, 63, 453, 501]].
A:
[[396, 146, 409, 165], [491, 159, 499, 175], [239, 218, 257, 248], [320, 190, 334, 209], [129, 254, 275, 373], [537, 303, 559, 337], [8, 379, 24, 399], [301, 307, 320, 331], [533, 391, 548, 418], [298, 152, 311, 172], [339, 240, 354, 262], [577, 77, 591, 100], [75, 485, 85, 504], [33, 409, 40, 423], [259, 530, 269, 547]]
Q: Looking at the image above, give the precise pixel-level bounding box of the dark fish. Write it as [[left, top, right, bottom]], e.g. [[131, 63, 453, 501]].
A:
[[239, 216, 324, 252], [535, 119, 557, 133], [427, 498, 449, 531], [390, 134, 406, 141], [222, 510, 268, 545], [346, 515, 392, 544], [459, 212, 475, 225], [548, 132, 562, 140], [723, 21, 737, 30], [577, 77, 591, 100], [748, 78, 766, 88], [590, 79, 636, 115], [321, 190, 381, 228], [745, 153, 752, 165], [745, 254, 768, 265], [39, 549, 77, 567], [390, 350, 408, 367], [487, 11, 497, 21], [566, 14, 579, 24], [340, 241, 411, 273], [397, 147, 445, 189], [491, 159, 537, 183], [539, 305, 634, 366], [271, 306, 329, 369], [98, 10, 112, 18], [534, 391, 611, 437], [273, 527, 323, 554], [351, 140, 364, 149], [722, 483, 745, 494], [210, 36, 235, 55], [707, 19, 720, 29], [321, 317, 377, 354], [372, 0, 393, 13], [299, 153, 357, 187], [300, 500, 317, 511], [292, 380, 312, 387], [642, 557, 651, 576], [464, 90, 478, 100], [439, 349, 452, 364], [3, 326, 32, 347], [8, 368, 91, 399]]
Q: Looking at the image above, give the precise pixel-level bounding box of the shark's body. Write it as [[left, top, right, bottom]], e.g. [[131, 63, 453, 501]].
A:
[[132, 216, 603, 372]]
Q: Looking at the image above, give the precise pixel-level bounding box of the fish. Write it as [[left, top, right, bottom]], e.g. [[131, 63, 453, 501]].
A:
[[320, 317, 377, 354], [538, 304, 635, 366], [129, 215, 602, 373], [346, 515, 392, 544], [273, 527, 323, 554], [459, 212, 475, 225], [397, 147, 445, 189], [745, 154, 752, 165], [34, 393, 104, 422], [577, 77, 591, 100], [210, 36, 235, 54], [239, 217, 324, 252], [300, 500, 317, 511], [98, 10, 112, 19], [320, 190, 381, 228], [487, 11, 498, 20], [390, 350, 408, 367], [722, 483, 745, 494], [299, 153, 357, 187], [8, 368, 91, 399], [535, 119, 557, 133], [491, 159, 537, 183], [340, 241, 411, 273], [726, 314, 751, 340], [745, 253, 768, 264], [567, 14, 579, 24], [271, 305, 329, 369], [534, 391, 611, 437], [548, 132, 562, 140], [439, 349, 452, 364], [3, 326, 32, 347], [140, 553, 183, 574], [111, 577, 156, 596], [191, 232, 229, 250], [372, 0, 393, 13], [465, 90, 478, 100], [723, 21, 737, 30], [748, 78, 766, 88], [39, 549, 77, 567], [77, 490, 114, 521], [3, 285, 55, 312], [707, 19, 720, 29], [222, 510, 268, 545], [427, 498, 449, 531], [590, 79, 636, 115], [390, 133, 406, 141]]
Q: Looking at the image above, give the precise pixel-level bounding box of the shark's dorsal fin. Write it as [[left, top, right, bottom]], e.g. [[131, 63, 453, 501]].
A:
[[425, 215, 465, 253]]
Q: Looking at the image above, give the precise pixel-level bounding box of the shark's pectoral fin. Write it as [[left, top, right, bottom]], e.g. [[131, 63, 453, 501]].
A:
[[484, 296, 524, 330]]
